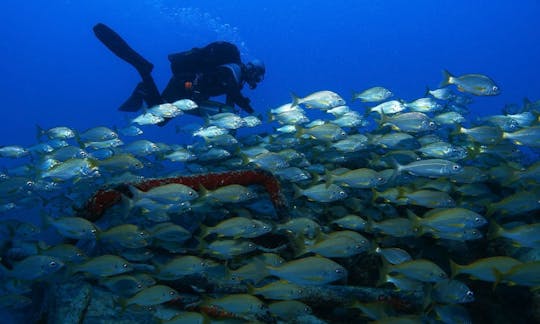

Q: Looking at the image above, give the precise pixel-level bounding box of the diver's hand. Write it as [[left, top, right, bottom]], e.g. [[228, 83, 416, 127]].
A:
[[238, 97, 254, 114], [243, 105, 254, 114]]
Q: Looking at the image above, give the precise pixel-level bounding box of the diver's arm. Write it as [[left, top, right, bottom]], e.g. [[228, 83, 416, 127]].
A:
[[219, 67, 254, 113], [227, 92, 254, 113]]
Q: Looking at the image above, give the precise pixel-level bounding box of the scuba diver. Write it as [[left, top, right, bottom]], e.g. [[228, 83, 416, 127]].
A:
[[92, 23, 265, 125]]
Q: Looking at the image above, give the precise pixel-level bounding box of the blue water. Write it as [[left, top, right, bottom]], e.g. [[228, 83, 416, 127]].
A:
[[1, 2, 540, 322], [1, 0, 539, 146]]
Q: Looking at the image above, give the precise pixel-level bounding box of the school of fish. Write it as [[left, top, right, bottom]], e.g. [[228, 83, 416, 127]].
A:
[[0, 70, 539, 323]]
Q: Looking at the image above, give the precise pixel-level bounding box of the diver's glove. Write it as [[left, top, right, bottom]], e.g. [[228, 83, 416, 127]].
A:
[[243, 105, 254, 114], [238, 97, 254, 114]]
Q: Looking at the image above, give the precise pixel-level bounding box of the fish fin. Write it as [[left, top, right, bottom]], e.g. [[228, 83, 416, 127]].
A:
[[290, 92, 300, 107], [440, 69, 453, 87]]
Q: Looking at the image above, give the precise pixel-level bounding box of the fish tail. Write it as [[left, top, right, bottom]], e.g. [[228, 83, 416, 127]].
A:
[[290, 92, 301, 107], [291, 233, 309, 258], [365, 215, 375, 233], [487, 221, 504, 240], [351, 90, 359, 102], [440, 69, 454, 87], [199, 224, 211, 238], [128, 185, 144, 201], [323, 170, 333, 187], [370, 188, 380, 203], [485, 203, 496, 217], [406, 209, 423, 237], [424, 86, 432, 97], [0, 263, 8, 278], [375, 109, 390, 127], [448, 259, 462, 278], [292, 184, 303, 199], [267, 111, 275, 122], [492, 268, 505, 291], [40, 211, 52, 229], [293, 125, 305, 139], [378, 258, 392, 286], [36, 124, 45, 140], [388, 157, 404, 180]]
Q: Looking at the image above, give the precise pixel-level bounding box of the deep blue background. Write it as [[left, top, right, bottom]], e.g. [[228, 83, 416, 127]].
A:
[[1, 0, 539, 146]]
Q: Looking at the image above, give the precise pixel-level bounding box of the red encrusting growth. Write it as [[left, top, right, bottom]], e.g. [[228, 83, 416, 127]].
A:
[[81, 169, 287, 221]]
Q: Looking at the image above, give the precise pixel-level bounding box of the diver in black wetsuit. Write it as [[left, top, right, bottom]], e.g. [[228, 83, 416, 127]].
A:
[[93, 23, 265, 123]]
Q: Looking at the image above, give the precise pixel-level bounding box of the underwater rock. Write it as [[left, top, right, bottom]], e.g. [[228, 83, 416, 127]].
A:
[[83, 286, 156, 324], [47, 280, 92, 324]]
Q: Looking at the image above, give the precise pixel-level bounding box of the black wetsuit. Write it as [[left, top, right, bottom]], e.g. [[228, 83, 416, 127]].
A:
[[92, 24, 254, 116], [159, 60, 254, 113]]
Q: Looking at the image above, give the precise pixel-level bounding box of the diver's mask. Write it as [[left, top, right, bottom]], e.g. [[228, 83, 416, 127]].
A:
[[245, 59, 265, 89]]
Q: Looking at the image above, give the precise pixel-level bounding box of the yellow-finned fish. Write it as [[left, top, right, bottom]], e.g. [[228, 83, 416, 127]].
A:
[[125, 285, 179, 307], [267, 256, 348, 285], [352, 86, 393, 102], [441, 70, 500, 96]]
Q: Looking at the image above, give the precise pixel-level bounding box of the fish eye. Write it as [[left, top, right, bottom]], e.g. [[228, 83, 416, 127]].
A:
[[169, 291, 176, 296], [439, 272, 447, 278], [91, 229, 97, 234], [122, 263, 128, 268], [335, 268, 344, 274], [492, 86, 498, 92], [466, 291, 474, 297], [49, 261, 57, 267], [474, 217, 482, 223], [452, 165, 461, 171], [429, 121, 436, 128]]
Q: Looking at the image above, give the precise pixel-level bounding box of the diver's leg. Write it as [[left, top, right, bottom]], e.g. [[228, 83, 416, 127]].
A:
[[118, 74, 163, 112], [118, 82, 146, 112]]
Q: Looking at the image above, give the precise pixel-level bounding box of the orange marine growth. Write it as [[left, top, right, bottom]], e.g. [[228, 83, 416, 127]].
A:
[[81, 169, 287, 221]]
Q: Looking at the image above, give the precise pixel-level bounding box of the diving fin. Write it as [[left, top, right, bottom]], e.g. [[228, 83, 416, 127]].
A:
[[118, 82, 146, 112], [93, 23, 154, 76]]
